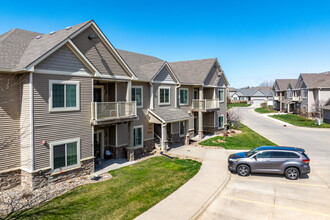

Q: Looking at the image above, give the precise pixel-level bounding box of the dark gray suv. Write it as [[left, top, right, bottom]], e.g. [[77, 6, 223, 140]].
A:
[[228, 146, 310, 180]]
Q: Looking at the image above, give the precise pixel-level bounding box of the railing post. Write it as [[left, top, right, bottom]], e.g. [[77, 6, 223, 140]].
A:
[[116, 103, 119, 119], [95, 102, 98, 120], [134, 102, 137, 116]]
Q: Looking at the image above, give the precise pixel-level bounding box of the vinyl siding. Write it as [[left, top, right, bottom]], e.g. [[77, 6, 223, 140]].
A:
[[320, 89, 330, 102], [116, 82, 127, 102], [0, 73, 21, 171], [72, 27, 129, 77], [153, 83, 176, 109], [20, 74, 32, 170], [35, 45, 92, 74], [117, 123, 128, 146], [33, 73, 93, 170], [153, 66, 175, 84], [131, 82, 153, 140]]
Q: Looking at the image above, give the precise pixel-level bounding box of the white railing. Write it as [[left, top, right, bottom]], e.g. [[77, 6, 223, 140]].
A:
[[192, 99, 220, 111], [274, 96, 280, 101], [292, 96, 302, 102], [91, 102, 137, 121]]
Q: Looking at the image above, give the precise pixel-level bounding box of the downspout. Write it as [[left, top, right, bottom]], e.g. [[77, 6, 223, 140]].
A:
[[175, 83, 181, 109]]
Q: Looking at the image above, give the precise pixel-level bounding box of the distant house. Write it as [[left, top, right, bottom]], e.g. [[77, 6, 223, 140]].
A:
[[272, 79, 297, 112], [231, 87, 273, 105], [227, 87, 237, 100]]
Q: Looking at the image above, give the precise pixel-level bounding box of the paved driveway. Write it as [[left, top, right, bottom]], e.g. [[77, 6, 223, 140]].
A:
[[199, 107, 330, 219]]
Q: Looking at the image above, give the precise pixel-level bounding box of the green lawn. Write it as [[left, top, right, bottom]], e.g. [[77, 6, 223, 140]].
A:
[[199, 124, 277, 150], [254, 106, 277, 114], [228, 103, 251, 109], [13, 157, 201, 220], [269, 114, 330, 128]]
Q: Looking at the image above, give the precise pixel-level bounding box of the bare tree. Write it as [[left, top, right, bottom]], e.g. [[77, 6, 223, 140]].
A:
[[312, 99, 326, 118], [259, 80, 274, 88], [228, 108, 242, 128]]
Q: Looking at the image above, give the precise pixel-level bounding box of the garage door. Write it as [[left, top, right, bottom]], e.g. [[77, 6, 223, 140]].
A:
[[252, 99, 265, 104]]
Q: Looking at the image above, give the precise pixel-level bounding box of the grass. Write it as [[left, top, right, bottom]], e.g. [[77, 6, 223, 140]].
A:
[[199, 124, 277, 150], [13, 157, 201, 220], [228, 103, 251, 109], [254, 106, 277, 114], [269, 114, 330, 128]]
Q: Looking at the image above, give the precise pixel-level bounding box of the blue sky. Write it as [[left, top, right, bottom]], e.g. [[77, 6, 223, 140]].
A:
[[1, 0, 330, 88]]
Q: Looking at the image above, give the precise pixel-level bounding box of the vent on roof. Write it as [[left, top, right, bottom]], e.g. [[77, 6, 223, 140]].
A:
[[65, 26, 72, 30], [49, 31, 56, 35], [36, 35, 42, 39]]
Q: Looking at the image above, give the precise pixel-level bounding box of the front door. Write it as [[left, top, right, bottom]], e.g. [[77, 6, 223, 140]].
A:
[[194, 117, 198, 136], [94, 131, 104, 159], [94, 87, 103, 102]]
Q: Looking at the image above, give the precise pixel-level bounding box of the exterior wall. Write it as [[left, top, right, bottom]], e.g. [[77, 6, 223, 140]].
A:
[[320, 89, 330, 104], [153, 83, 176, 109], [153, 66, 175, 84], [20, 74, 32, 170], [323, 109, 330, 123], [0, 73, 21, 171], [71, 27, 129, 78], [116, 82, 127, 102], [35, 45, 92, 74], [33, 73, 93, 170], [117, 123, 128, 146]]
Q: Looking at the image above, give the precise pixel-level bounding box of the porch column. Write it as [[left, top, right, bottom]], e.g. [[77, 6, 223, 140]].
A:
[[280, 92, 282, 112], [184, 120, 190, 145], [198, 87, 204, 139], [150, 85, 154, 110], [126, 81, 132, 102], [127, 121, 134, 161], [161, 123, 168, 152]]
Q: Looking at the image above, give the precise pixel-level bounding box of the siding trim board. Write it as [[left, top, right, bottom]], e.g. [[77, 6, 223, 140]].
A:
[[30, 72, 34, 171]]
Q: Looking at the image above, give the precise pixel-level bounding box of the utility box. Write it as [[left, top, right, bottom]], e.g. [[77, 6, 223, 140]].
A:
[[315, 118, 323, 125]]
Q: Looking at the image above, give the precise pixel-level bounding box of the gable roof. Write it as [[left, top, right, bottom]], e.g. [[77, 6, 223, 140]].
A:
[[274, 79, 297, 91], [235, 87, 272, 97], [116, 49, 165, 81], [169, 58, 217, 85], [299, 72, 330, 89]]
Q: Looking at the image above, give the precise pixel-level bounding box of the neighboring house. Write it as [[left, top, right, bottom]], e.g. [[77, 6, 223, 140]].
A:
[[227, 87, 237, 100], [294, 72, 330, 117], [0, 20, 229, 190], [322, 99, 330, 123], [231, 87, 273, 104], [272, 79, 297, 112]]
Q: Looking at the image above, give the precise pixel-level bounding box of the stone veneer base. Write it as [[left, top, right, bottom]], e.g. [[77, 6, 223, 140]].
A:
[[0, 169, 21, 191], [21, 158, 94, 190]]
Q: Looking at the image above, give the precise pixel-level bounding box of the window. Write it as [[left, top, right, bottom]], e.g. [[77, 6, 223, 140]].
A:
[[179, 121, 185, 137], [159, 87, 170, 105], [133, 126, 143, 147], [49, 80, 80, 112], [218, 115, 224, 128], [51, 138, 80, 170], [179, 88, 188, 105], [132, 86, 143, 107], [256, 151, 271, 158], [218, 89, 224, 102], [303, 89, 307, 98]]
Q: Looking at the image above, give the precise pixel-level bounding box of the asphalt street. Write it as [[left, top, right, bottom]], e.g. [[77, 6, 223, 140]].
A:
[[199, 107, 330, 220]]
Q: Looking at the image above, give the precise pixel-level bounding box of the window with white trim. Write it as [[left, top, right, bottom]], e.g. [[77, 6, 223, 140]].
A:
[[179, 88, 188, 105], [132, 86, 143, 107], [179, 121, 185, 137], [51, 138, 80, 170], [159, 87, 170, 105], [133, 126, 143, 147], [302, 89, 307, 98], [218, 115, 224, 128], [218, 89, 224, 102], [49, 80, 80, 112]]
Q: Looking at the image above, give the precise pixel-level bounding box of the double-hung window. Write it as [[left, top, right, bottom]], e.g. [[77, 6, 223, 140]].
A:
[[302, 89, 307, 98], [179, 121, 185, 137], [218, 115, 224, 128], [159, 87, 170, 105], [51, 138, 80, 171], [218, 89, 224, 102], [133, 126, 143, 147], [132, 86, 143, 107], [179, 88, 188, 105], [49, 80, 80, 112]]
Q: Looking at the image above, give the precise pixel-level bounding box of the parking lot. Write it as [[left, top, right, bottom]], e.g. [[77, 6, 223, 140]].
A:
[[199, 107, 330, 219], [200, 172, 330, 219]]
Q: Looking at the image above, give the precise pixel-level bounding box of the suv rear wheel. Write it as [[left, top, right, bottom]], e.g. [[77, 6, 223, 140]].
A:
[[237, 164, 250, 176], [285, 167, 299, 180]]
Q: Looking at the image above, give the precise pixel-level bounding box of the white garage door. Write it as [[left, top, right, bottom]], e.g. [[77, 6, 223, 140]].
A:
[[251, 97, 266, 104]]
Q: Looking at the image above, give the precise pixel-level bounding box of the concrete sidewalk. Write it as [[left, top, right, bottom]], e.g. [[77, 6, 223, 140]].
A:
[[135, 145, 230, 220]]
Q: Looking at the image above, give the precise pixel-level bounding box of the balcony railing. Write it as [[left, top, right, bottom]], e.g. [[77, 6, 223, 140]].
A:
[[192, 99, 220, 111], [292, 96, 302, 102], [91, 102, 137, 122], [274, 96, 280, 101]]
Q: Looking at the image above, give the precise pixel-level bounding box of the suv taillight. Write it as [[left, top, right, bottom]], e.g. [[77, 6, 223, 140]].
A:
[[302, 159, 310, 163]]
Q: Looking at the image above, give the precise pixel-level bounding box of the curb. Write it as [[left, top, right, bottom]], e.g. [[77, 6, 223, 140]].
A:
[[190, 169, 231, 220]]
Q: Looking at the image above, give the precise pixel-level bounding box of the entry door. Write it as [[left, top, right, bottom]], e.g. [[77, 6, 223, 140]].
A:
[[193, 89, 199, 99], [94, 87, 103, 102], [94, 131, 104, 159], [194, 117, 198, 135]]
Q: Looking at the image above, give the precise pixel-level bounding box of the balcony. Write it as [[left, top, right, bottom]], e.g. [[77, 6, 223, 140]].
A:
[[192, 99, 220, 112], [91, 102, 138, 125], [292, 96, 302, 102], [274, 96, 280, 101]]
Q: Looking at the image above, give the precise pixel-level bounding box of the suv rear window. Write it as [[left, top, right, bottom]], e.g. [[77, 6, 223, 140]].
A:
[[271, 151, 299, 158]]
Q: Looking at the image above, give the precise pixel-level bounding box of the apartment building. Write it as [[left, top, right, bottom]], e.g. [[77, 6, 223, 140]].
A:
[[0, 20, 228, 190], [273, 73, 330, 117]]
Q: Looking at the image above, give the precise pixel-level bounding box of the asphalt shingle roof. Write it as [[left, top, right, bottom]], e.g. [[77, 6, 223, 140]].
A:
[[169, 58, 216, 84], [300, 72, 330, 89], [150, 108, 190, 123], [275, 79, 297, 91]]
